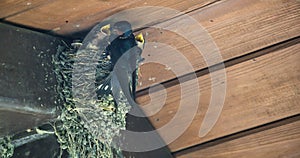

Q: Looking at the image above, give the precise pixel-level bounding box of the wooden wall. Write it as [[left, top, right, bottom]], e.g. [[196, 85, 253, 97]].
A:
[[1, 0, 300, 157]]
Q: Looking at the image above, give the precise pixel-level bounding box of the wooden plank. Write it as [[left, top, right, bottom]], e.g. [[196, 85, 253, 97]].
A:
[[174, 115, 300, 158], [136, 40, 300, 151], [5, 0, 299, 90], [136, 0, 300, 90], [0, 0, 49, 19], [5, 0, 218, 35]]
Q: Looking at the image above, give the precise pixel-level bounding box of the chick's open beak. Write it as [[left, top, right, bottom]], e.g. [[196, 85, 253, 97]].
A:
[[135, 33, 145, 50], [100, 24, 111, 35]]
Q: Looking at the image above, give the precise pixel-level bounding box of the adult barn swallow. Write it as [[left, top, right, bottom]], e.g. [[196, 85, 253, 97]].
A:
[[95, 21, 144, 109]]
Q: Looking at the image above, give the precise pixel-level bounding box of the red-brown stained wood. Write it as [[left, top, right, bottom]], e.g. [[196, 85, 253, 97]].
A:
[[136, 42, 300, 152], [4, 0, 218, 34], [0, 0, 48, 18], [136, 0, 300, 90], [2, 0, 300, 156], [174, 116, 300, 158], [3, 0, 300, 90]]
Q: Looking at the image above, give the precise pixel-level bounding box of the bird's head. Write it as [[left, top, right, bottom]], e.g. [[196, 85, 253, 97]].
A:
[[112, 21, 133, 39]]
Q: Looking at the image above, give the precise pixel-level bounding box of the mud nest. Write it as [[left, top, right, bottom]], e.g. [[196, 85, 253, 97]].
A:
[[52, 41, 131, 158]]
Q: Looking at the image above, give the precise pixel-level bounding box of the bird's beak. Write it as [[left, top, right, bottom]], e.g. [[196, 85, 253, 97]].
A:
[[135, 33, 145, 49], [100, 24, 111, 35]]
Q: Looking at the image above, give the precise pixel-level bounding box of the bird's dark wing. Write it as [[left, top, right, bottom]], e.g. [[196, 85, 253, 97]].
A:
[[111, 46, 141, 106]]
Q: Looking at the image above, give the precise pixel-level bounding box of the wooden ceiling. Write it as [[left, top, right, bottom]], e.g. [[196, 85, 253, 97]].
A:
[[1, 0, 300, 157], [1, 0, 217, 37]]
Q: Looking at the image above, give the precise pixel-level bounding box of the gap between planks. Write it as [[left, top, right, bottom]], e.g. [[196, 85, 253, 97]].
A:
[[2, 0, 221, 36], [135, 0, 300, 90], [0, 0, 53, 20], [174, 114, 300, 157], [135, 37, 300, 151], [136, 36, 300, 97]]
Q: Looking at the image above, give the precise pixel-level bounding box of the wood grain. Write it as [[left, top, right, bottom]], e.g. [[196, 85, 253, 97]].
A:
[[4, 0, 218, 35], [3, 0, 300, 90], [0, 0, 49, 18], [2, 0, 299, 155], [174, 115, 300, 158], [136, 0, 300, 90], [136, 41, 300, 152]]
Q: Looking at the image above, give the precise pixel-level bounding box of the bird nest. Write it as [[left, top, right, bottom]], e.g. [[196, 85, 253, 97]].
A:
[[0, 22, 143, 158], [52, 39, 131, 157]]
